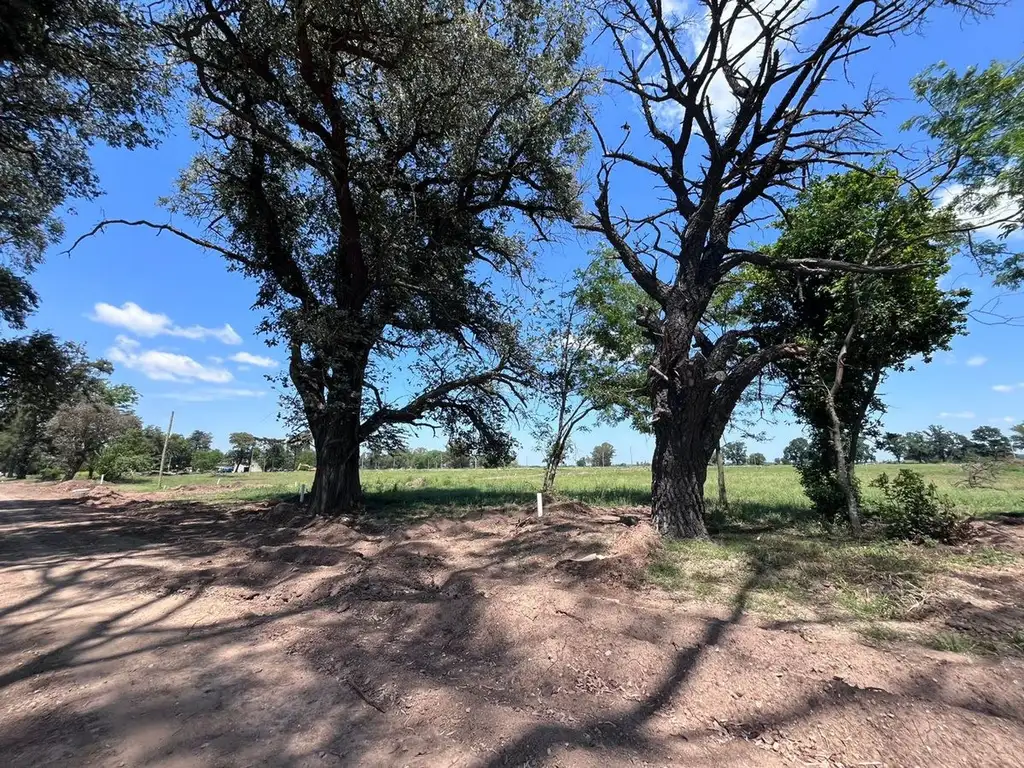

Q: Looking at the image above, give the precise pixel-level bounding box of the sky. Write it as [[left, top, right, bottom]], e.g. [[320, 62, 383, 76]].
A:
[[21, 1, 1024, 463]]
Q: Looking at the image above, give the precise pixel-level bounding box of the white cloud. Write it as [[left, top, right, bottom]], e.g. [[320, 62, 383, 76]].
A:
[[154, 388, 266, 402], [676, 0, 817, 130], [90, 302, 242, 345], [992, 384, 1020, 393], [966, 356, 988, 367], [936, 183, 1024, 239], [229, 351, 278, 368], [939, 411, 975, 419], [107, 337, 233, 383]]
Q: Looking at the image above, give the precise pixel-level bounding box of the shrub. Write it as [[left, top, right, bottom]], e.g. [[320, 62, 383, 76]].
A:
[[94, 450, 151, 481], [37, 466, 63, 481], [870, 469, 969, 544]]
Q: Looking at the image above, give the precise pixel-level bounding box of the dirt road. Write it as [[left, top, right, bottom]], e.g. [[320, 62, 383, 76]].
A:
[[1, 481, 1022, 767]]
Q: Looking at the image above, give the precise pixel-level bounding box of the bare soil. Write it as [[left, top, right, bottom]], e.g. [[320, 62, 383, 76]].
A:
[[1, 481, 1023, 767]]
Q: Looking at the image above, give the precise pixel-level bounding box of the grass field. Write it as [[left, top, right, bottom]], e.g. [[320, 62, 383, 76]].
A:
[[120, 462, 1024, 519]]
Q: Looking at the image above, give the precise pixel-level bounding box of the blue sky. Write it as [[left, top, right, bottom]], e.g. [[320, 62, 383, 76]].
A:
[[22, 2, 1024, 462]]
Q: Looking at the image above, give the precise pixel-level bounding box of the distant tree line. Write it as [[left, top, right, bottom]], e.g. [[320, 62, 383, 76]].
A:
[[779, 424, 1022, 467]]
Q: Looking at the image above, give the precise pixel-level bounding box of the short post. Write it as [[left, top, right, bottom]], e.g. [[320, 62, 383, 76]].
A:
[[216, 478, 221, 486], [98, 474, 104, 485], [300, 483, 306, 503], [536, 492, 543, 518]]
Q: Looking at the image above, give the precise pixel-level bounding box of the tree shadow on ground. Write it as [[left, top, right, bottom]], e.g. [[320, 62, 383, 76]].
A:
[[2, 490, 1022, 766]]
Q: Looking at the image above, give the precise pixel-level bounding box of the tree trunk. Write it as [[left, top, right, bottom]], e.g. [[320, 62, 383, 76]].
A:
[[823, 389, 861, 536], [307, 416, 362, 516], [651, 400, 711, 538], [716, 441, 728, 510], [541, 439, 566, 493]]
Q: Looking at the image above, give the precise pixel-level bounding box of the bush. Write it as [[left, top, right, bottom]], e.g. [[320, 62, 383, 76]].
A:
[[870, 469, 969, 544], [37, 466, 63, 481], [94, 450, 151, 481]]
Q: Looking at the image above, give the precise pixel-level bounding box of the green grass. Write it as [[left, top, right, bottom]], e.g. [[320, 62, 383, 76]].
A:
[[112, 462, 1024, 519]]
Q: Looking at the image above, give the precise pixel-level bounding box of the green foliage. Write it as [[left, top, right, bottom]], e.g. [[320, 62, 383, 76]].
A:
[[573, 251, 657, 433], [1, 0, 166, 265], [795, 430, 862, 527], [1012, 424, 1024, 453], [877, 432, 908, 462], [746, 168, 969, 524], [37, 466, 63, 481], [590, 442, 615, 468], [153, 0, 592, 510], [575, 457, 587, 467], [908, 61, 1024, 286], [748, 453, 766, 466], [46, 399, 141, 479], [782, 438, 810, 465], [871, 469, 969, 544], [722, 441, 747, 465], [0, 333, 119, 477], [970, 426, 1013, 458], [192, 449, 226, 472], [94, 448, 150, 481]]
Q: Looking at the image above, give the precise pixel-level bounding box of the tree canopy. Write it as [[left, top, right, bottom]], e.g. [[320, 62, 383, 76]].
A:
[[82, 0, 593, 514]]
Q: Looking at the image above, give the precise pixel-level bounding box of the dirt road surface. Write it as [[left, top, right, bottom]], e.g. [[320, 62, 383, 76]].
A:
[[1, 481, 1022, 767]]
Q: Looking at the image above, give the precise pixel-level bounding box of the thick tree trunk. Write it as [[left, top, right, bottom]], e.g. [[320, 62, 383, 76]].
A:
[[307, 417, 362, 516], [651, 400, 712, 538]]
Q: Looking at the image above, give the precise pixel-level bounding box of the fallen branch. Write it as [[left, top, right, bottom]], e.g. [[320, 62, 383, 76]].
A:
[[346, 679, 386, 713]]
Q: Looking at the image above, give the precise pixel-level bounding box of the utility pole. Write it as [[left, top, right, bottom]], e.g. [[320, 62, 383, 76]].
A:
[[157, 410, 175, 489]]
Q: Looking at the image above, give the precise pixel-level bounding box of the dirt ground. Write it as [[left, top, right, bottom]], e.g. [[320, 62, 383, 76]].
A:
[[1, 481, 1023, 768]]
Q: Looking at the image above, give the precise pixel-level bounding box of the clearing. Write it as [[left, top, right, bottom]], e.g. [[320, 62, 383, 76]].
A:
[[1, 477, 1023, 767]]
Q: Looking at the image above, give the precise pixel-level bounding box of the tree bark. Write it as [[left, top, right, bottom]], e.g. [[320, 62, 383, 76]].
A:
[[716, 441, 728, 510], [651, 384, 713, 537], [307, 416, 362, 516]]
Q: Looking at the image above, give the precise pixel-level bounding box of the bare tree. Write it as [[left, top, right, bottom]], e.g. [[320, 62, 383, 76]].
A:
[[583, 0, 989, 537]]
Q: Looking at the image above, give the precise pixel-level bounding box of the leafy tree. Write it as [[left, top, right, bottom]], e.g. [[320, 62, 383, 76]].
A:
[[95, 427, 154, 480], [533, 258, 640, 492], [186, 430, 214, 453], [0, 334, 116, 476], [1011, 423, 1024, 453], [1, 0, 166, 330], [908, 61, 1024, 286], [82, 0, 591, 515], [745, 170, 967, 531], [722, 442, 747, 467], [904, 432, 932, 463], [782, 438, 811, 466], [46, 400, 140, 480], [575, 456, 587, 467], [191, 449, 225, 473], [924, 425, 960, 463], [590, 442, 615, 468], [262, 438, 288, 471], [970, 426, 1013, 458], [855, 443, 875, 464], [748, 453, 766, 467], [583, 0, 982, 537], [164, 434, 192, 472], [228, 432, 257, 471], [877, 432, 908, 463]]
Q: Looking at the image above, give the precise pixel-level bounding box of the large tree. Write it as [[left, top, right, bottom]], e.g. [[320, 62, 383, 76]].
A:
[[583, 0, 985, 537], [80, 0, 590, 515], [744, 170, 968, 531]]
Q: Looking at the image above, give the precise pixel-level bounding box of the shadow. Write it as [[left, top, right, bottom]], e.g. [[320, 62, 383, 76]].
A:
[[3, 484, 1022, 767]]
